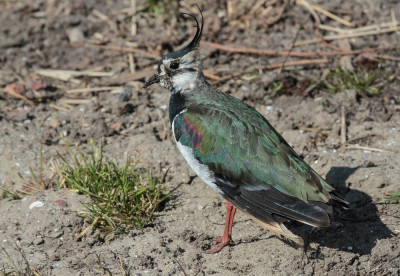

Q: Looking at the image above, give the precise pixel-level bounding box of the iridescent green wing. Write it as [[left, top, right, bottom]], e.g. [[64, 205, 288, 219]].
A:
[[173, 92, 344, 226]]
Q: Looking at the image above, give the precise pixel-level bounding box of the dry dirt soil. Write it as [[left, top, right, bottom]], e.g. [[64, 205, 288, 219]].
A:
[[1, 0, 400, 275]]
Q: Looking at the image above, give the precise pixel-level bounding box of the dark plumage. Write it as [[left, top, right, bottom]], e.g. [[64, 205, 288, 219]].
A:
[[144, 7, 348, 253]]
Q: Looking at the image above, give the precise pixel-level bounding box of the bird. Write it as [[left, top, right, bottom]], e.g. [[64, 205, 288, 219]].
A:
[[144, 7, 348, 254]]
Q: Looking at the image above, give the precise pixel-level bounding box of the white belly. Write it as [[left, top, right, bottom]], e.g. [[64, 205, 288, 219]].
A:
[[175, 141, 222, 194]]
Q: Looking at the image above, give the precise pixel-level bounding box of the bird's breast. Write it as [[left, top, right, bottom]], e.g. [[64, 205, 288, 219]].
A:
[[172, 115, 223, 195]]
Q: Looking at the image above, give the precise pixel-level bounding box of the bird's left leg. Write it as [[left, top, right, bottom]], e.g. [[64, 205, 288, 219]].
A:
[[207, 201, 237, 254]]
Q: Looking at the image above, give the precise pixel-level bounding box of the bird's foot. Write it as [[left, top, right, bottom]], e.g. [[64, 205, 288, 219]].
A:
[[212, 236, 224, 243], [206, 236, 230, 254]]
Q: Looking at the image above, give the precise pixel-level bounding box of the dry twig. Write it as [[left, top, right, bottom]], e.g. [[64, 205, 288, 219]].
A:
[[362, 53, 400, 62], [295, 24, 400, 46], [130, 0, 137, 36], [338, 144, 391, 154], [296, 0, 343, 51], [58, 98, 93, 105], [128, 53, 136, 74], [340, 106, 347, 144], [210, 58, 329, 83], [319, 22, 400, 34], [202, 41, 398, 58], [36, 69, 113, 81], [1, 88, 35, 107], [70, 43, 160, 59], [66, 86, 124, 94], [297, 0, 354, 27]]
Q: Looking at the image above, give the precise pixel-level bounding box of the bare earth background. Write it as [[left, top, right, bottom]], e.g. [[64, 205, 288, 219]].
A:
[[1, 0, 400, 275]]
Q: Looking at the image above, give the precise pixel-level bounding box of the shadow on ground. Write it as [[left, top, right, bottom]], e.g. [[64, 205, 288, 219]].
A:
[[222, 166, 394, 256], [309, 166, 394, 255]]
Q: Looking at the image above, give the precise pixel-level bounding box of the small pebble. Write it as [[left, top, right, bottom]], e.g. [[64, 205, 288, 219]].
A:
[[118, 87, 132, 102], [67, 27, 85, 43], [49, 119, 61, 128], [33, 236, 44, 245], [29, 201, 44, 209], [48, 230, 63, 239], [54, 200, 67, 208]]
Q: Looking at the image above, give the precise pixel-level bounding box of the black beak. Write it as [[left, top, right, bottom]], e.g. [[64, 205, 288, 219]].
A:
[[143, 73, 160, 88]]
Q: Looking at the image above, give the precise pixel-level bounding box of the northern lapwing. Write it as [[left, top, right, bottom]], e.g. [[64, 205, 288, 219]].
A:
[[144, 7, 348, 254]]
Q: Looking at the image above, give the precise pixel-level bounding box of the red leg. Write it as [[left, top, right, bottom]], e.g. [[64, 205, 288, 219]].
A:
[[207, 201, 237, 254]]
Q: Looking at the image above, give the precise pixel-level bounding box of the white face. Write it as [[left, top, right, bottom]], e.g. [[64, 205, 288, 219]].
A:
[[170, 70, 197, 91], [158, 50, 202, 93]]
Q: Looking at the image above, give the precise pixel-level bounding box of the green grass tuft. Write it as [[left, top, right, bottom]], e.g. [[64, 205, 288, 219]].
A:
[[269, 81, 283, 98], [0, 242, 37, 276], [146, 0, 180, 16], [323, 68, 393, 96], [56, 139, 171, 234], [379, 191, 400, 204]]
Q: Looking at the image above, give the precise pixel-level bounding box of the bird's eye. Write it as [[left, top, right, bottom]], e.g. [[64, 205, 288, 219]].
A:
[[169, 61, 180, 70]]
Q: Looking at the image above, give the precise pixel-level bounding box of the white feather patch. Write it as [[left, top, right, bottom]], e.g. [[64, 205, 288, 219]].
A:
[[172, 111, 222, 194], [171, 71, 197, 92]]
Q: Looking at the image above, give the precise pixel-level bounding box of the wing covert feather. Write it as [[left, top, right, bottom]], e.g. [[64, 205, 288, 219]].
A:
[[172, 93, 337, 208]]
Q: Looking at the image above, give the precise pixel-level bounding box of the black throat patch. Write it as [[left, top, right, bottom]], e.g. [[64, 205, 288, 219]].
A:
[[169, 92, 187, 123]]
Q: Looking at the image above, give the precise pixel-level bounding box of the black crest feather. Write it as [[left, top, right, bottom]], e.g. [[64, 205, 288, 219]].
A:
[[181, 5, 204, 51], [160, 5, 204, 60]]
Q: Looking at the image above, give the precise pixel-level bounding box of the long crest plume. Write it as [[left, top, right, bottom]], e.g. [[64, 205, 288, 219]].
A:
[[180, 5, 204, 52], [143, 5, 204, 88]]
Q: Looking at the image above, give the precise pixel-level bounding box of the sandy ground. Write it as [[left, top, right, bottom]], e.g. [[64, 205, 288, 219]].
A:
[[1, 0, 399, 275]]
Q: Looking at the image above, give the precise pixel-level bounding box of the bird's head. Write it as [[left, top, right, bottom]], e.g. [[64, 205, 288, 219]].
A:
[[144, 8, 205, 93]]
